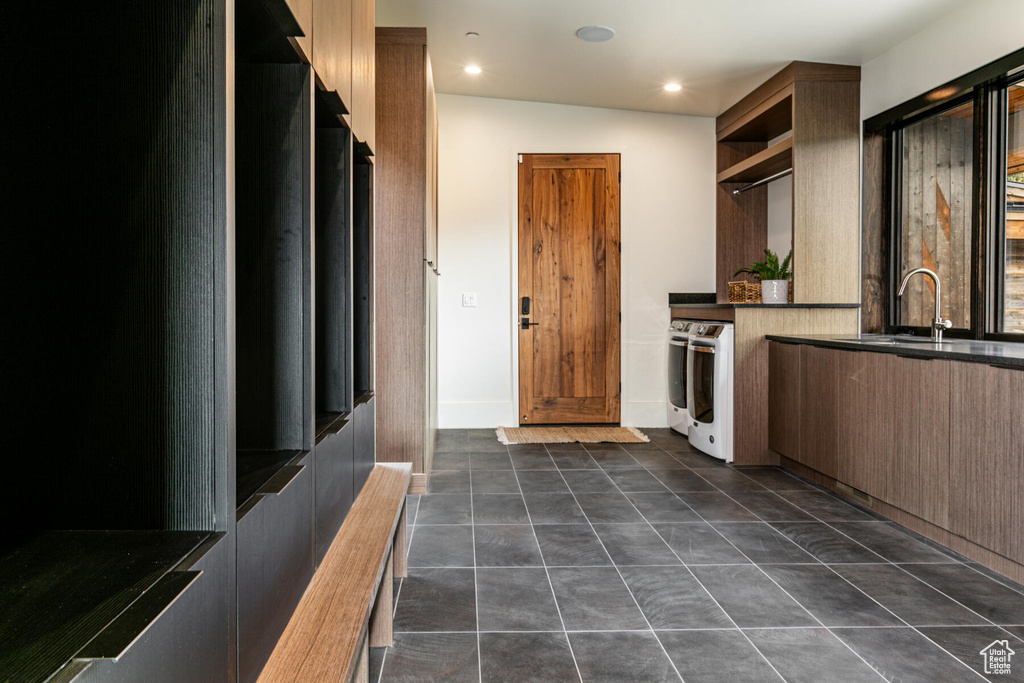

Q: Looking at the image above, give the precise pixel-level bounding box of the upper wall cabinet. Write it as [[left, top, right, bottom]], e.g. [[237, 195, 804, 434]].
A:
[[350, 0, 375, 151], [282, 0, 314, 59], [716, 62, 861, 304], [312, 0, 352, 109]]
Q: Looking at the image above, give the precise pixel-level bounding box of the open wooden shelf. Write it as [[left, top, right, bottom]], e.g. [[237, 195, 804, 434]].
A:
[[717, 137, 793, 184], [718, 86, 793, 143]]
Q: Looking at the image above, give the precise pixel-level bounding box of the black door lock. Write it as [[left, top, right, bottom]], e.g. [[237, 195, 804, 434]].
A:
[[521, 317, 539, 329], [522, 296, 531, 314]]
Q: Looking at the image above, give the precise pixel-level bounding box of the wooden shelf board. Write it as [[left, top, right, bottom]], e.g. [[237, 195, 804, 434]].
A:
[[718, 86, 793, 142], [717, 137, 793, 184]]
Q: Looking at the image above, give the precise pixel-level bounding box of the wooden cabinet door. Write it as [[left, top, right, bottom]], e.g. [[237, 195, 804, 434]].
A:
[[799, 345, 840, 478], [312, 0, 351, 108], [889, 356, 950, 528], [424, 52, 438, 264], [284, 0, 314, 60], [837, 351, 894, 501], [768, 341, 801, 460], [950, 362, 1024, 562], [352, 0, 375, 150]]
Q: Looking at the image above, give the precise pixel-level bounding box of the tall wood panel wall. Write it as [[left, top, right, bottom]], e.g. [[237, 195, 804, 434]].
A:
[[375, 28, 440, 495]]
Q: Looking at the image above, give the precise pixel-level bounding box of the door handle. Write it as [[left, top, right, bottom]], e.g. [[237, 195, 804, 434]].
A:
[[521, 317, 540, 330]]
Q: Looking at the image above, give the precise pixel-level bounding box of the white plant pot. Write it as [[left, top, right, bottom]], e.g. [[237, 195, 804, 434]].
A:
[[761, 279, 788, 304]]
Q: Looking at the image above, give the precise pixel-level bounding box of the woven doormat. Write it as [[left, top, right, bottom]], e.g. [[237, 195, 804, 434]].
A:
[[495, 426, 650, 445]]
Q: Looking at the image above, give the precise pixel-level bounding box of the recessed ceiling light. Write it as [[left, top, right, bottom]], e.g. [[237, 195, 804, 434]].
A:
[[465, 32, 479, 39], [464, 65, 482, 75], [664, 83, 682, 92], [576, 26, 615, 43]]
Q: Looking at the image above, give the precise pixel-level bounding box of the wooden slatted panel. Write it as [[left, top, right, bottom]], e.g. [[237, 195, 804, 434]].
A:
[[258, 463, 411, 683], [900, 105, 973, 328]]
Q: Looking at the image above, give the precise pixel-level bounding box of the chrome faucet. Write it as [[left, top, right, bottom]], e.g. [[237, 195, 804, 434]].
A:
[[896, 267, 953, 342]]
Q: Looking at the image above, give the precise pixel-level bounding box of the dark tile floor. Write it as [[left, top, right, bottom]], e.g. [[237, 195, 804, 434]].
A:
[[371, 428, 1024, 682]]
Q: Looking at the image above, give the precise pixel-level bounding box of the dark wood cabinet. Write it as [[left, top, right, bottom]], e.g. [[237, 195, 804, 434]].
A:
[[798, 345, 841, 478], [768, 343, 1024, 571], [837, 351, 894, 501], [950, 362, 1024, 563], [768, 341, 802, 459], [890, 356, 950, 528]]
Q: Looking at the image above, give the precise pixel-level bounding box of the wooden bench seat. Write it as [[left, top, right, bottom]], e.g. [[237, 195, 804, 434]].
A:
[[258, 462, 412, 682]]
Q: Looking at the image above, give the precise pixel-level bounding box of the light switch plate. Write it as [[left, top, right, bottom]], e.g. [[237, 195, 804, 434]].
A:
[[462, 293, 477, 307]]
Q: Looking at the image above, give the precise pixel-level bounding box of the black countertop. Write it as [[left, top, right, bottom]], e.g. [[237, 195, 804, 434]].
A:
[[668, 293, 859, 309], [766, 334, 1024, 369], [671, 302, 861, 309]]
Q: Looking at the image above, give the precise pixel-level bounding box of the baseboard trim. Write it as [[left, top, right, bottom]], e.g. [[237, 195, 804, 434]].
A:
[[779, 455, 1024, 585]]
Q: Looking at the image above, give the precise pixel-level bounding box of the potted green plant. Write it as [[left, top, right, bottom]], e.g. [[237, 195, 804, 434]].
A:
[[734, 248, 792, 304]]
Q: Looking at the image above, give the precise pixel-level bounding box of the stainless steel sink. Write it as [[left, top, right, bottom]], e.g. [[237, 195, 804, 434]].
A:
[[838, 335, 963, 346]]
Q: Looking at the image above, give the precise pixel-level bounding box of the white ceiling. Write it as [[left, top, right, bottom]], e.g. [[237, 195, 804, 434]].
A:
[[376, 0, 971, 118]]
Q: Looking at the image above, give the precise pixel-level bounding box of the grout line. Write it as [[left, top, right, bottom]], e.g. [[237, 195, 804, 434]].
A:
[[715, 485, 988, 680], [592, 458, 793, 683], [430, 432, 1011, 681], [509, 457, 585, 683], [469, 464, 482, 682], [546, 448, 686, 683]]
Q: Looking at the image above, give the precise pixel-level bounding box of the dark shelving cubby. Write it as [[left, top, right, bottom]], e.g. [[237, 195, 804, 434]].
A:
[[235, 61, 314, 506], [0, 4, 234, 680], [311, 90, 358, 567], [354, 154, 376, 396], [315, 95, 355, 421], [233, 11, 317, 680]]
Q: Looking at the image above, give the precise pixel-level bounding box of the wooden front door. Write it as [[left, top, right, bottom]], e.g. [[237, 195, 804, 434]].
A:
[[518, 153, 621, 424]]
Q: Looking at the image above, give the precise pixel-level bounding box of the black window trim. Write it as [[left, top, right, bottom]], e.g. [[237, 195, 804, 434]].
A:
[[867, 46, 1024, 341]]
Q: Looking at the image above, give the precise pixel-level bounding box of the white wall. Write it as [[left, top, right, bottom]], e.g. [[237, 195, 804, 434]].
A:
[[862, 0, 1024, 119], [766, 175, 793, 260], [436, 94, 716, 428]]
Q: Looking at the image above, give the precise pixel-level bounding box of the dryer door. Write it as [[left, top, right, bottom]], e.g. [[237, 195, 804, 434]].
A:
[[688, 344, 715, 424], [668, 338, 688, 410]]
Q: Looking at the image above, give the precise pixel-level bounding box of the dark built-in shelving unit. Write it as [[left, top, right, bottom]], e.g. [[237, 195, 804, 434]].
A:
[[312, 89, 358, 568], [0, 3, 233, 681], [1, 1, 378, 680], [233, 5, 316, 680]]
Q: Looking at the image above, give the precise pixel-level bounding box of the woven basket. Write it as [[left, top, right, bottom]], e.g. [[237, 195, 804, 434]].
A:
[[727, 281, 747, 303], [746, 282, 762, 304]]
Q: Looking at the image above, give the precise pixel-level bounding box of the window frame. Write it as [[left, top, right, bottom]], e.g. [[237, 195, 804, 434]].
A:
[[867, 46, 1024, 342]]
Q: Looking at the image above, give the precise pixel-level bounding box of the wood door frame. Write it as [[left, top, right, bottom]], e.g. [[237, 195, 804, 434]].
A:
[[511, 149, 624, 426]]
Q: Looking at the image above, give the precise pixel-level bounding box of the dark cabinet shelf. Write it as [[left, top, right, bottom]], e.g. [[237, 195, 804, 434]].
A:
[[237, 449, 304, 509], [717, 87, 793, 142], [0, 531, 208, 683], [716, 137, 793, 184]]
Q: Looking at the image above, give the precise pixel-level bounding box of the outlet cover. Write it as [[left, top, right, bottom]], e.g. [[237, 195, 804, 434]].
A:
[[462, 292, 478, 307]]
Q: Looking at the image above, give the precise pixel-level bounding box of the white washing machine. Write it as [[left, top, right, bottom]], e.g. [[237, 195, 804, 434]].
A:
[[667, 319, 705, 435], [686, 322, 735, 463]]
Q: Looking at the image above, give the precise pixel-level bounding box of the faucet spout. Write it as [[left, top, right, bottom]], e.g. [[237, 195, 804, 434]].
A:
[[896, 267, 952, 342]]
